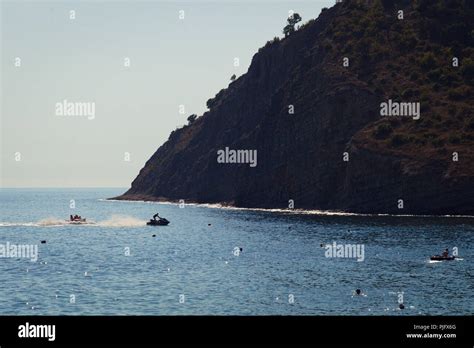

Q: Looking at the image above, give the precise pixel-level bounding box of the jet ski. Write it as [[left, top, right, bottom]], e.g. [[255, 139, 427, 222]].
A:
[[147, 217, 170, 226], [430, 255, 456, 261], [66, 215, 88, 224]]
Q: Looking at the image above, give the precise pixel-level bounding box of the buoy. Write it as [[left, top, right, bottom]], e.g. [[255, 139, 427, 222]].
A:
[[208, 223, 211, 226], [152, 234, 156, 237], [399, 303, 405, 309], [41, 240, 46, 244]]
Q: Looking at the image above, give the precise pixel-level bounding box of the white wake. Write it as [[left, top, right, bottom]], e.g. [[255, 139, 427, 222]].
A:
[[96, 215, 145, 227], [0, 215, 145, 228]]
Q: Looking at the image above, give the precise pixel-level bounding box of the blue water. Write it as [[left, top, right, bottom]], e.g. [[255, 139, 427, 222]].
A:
[[0, 188, 472, 315]]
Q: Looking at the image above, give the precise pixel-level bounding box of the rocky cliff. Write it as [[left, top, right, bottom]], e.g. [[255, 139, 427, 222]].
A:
[[115, 0, 474, 215]]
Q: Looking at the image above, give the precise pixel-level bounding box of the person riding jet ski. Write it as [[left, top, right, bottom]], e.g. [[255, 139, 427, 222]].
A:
[[430, 248, 455, 261], [147, 213, 169, 226]]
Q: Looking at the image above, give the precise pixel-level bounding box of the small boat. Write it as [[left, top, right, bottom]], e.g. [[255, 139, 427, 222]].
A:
[[66, 216, 88, 224], [430, 255, 456, 261], [147, 217, 170, 226]]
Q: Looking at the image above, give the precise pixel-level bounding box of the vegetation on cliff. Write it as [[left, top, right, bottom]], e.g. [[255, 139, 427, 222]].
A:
[[117, 0, 473, 215]]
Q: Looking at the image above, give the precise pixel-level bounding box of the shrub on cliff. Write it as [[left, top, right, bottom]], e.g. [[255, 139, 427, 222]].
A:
[[283, 13, 302, 37], [391, 133, 410, 147], [206, 88, 226, 110], [461, 58, 474, 80], [374, 123, 393, 139], [420, 52, 436, 71], [187, 114, 197, 125]]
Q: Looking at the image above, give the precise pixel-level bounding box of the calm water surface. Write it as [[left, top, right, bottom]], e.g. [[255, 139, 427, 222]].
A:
[[0, 188, 472, 315]]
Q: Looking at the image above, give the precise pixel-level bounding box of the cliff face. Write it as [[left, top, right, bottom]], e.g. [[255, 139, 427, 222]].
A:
[[117, 0, 474, 215]]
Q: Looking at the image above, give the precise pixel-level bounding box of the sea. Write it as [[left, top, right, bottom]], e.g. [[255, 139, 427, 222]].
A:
[[0, 188, 472, 315]]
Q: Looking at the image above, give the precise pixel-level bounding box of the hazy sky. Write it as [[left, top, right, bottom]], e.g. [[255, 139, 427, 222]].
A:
[[1, 0, 332, 188]]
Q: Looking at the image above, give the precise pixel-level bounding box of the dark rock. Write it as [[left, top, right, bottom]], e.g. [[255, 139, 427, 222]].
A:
[[114, 2, 474, 215]]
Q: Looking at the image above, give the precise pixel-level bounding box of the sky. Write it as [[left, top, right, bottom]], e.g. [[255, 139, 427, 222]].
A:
[[0, 0, 333, 188]]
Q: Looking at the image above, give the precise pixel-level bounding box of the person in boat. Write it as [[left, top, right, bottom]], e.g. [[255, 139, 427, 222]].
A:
[[70, 215, 73, 221], [442, 248, 449, 258], [153, 213, 160, 221]]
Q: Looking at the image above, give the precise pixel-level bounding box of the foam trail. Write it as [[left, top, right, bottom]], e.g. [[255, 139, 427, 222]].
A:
[[97, 215, 145, 227], [37, 217, 69, 226], [0, 215, 144, 227], [0, 222, 37, 227], [0, 218, 67, 227]]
